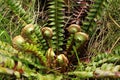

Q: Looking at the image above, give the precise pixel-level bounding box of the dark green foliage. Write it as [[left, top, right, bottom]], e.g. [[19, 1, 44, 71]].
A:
[[34, 25, 49, 51], [0, 0, 120, 80], [5, 0, 32, 24], [48, 0, 65, 52], [22, 42, 47, 65], [0, 41, 44, 69], [82, 0, 110, 36], [0, 29, 11, 44], [68, 63, 120, 79]]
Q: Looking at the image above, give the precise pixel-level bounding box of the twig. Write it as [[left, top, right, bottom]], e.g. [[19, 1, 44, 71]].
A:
[[109, 13, 120, 28], [109, 37, 120, 53]]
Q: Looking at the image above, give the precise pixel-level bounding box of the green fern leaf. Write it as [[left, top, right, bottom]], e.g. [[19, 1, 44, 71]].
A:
[[48, 0, 65, 53], [82, 0, 111, 36]]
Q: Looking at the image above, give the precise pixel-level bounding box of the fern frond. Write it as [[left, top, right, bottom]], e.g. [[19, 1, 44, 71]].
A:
[[90, 53, 120, 68], [48, 0, 65, 53], [68, 63, 120, 79], [34, 25, 49, 51], [68, 0, 91, 25], [5, 0, 32, 25], [0, 40, 45, 69], [82, 0, 110, 36], [0, 54, 39, 79], [0, 40, 18, 54], [66, 34, 74, 52], [0, 13, 9, 24], [21, 43, 47, 66], [0, 29, 11, 44], [112, 46, 120, 55], [5, 0, 50, 51]]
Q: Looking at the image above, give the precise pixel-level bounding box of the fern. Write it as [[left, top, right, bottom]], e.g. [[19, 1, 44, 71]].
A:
[[82, 0, 111, 36], [0, 41, 45, 69], [0, 29, 11, 44], [68, 63, 120, 79], [112, 46, 120, 55], [34, 25, 49, 51], [68, 0, 91, 25], [4, 0, 48, 51], [22, 43, 47, 65], [0, 54, 39, 79], [0, 0, 120, 80], [48, 0, 65, 53], [5, 0, 32, 25], [67, 46, 120, 79]]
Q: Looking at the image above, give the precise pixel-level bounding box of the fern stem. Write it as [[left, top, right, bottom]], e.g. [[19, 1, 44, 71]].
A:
[[109, 13, 120, 28]]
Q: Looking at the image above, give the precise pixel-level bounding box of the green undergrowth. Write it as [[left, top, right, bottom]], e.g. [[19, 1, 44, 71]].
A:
[[0, 0, 120, 80]]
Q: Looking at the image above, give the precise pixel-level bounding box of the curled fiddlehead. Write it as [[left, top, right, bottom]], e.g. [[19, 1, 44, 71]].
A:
[[66, 24, 81, 53], [21, 24, 38, 44]]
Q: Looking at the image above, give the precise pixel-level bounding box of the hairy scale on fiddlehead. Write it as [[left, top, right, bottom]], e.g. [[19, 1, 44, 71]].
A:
[[56, 54, 69, 67], [48, 0, 65, 53], [67, 24, 81, 34], [42, 27, 53, 39], [82, 0, 110, 36]]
